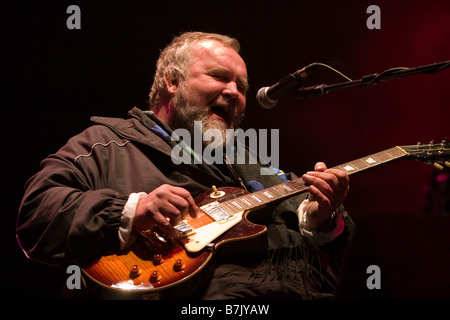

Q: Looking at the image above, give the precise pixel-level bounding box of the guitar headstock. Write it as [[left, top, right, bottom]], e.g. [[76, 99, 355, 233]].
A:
[[401, 139, 450, 170]]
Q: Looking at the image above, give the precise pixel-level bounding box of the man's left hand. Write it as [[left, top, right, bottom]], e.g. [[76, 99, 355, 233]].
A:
[[301, 162, 349, 231]]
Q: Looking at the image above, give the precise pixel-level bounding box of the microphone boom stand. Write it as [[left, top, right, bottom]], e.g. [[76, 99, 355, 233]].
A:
[[295, 60, 450, 99]]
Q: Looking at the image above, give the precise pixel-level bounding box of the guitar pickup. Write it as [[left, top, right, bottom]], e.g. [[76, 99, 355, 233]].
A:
[[200, 201, 233, 223], [174, 221, 196, 238]]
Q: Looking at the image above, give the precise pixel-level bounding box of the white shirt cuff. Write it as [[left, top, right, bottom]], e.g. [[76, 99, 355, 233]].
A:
[[118, 192, 147, 250], [297, 199, 345, 246]]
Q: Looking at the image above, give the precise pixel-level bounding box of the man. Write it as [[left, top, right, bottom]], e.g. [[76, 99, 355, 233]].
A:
[[16, 32, 352, 299]]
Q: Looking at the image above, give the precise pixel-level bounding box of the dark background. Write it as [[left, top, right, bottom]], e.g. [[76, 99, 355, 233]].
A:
[[2, 0, 449, 300]]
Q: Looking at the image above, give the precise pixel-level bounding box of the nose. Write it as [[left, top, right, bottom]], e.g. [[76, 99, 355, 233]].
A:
[[222, 81, 240, 100]]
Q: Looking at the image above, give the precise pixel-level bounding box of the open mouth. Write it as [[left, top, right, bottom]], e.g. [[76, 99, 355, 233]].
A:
[[211, 106, 229, 121]]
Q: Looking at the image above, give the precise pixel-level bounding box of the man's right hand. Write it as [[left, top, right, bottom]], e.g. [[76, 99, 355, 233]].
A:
[[132, 184, 199, 237]]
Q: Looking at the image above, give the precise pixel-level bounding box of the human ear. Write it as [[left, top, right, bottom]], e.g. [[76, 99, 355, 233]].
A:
[[163, 68, 180, 96]]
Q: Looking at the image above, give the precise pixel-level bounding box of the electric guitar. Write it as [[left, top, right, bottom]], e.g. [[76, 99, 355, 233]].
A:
[[81, 141, 449, 299]]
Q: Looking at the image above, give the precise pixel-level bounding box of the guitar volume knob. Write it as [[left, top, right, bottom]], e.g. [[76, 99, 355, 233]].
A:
[[153, 254, 164, 265], [149, 271, 161, 283], [173, 259, 185, 271], [129, 265, 141, 278]]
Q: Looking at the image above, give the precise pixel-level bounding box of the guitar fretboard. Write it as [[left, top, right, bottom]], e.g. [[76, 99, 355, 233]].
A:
[[220, 179, 308, 214], [332, 146, 407, 176], [218, 146, 408, 215]]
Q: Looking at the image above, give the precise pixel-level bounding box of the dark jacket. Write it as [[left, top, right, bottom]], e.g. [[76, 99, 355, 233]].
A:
[[16, 107, 353, 292]]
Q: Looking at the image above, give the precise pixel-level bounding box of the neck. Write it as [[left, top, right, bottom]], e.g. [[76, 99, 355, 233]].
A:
[[151, 102, 175, 128]]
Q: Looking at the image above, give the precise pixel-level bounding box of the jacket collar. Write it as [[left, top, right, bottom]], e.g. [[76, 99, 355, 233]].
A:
[[90, 107, 174, 157]]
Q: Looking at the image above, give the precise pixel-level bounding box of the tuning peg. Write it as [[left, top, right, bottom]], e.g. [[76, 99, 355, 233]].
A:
[[433, 163, 444, 170]]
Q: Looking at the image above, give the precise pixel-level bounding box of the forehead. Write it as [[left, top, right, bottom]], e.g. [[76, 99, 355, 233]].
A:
[[189, 40, 248, 77]]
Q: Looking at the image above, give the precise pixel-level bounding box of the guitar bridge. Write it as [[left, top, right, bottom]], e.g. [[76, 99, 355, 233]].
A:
[[174, 221, 196, 238]]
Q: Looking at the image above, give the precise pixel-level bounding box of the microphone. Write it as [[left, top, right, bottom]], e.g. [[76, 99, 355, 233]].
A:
[[256, 63, 318, 109]]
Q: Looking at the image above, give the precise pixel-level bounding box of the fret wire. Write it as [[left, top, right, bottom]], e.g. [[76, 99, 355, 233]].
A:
[[249, 193, 265, 204], [227, 199, 244, 211], [374, 152, 392, 162], [279, 184, 294, 194], [374, 150, 397, 162], [222, 202, 239, 214], [241, 194, 259, 206], [352, 159, 370, 170], [261, 189, 277, 200], [272, 185, 289, 196], [387, 147, 407, 158], [288, 182, 304, 195], [285, 181, 302, 192], [253, 190, 271, 202], [235, 198, 251, 209], [265, 187, 283, 198]]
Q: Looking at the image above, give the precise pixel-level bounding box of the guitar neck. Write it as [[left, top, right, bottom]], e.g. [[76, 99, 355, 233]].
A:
[[331, 146, 408, 176], [219, 146, 409, 213]]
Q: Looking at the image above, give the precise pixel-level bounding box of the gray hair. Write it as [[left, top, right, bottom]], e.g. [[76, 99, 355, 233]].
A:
[[148, 31, 241, 107]]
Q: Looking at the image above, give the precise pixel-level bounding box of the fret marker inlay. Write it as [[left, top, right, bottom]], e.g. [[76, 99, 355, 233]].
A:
[[343, 164, 356, 172], [365, 157, 377, 164]]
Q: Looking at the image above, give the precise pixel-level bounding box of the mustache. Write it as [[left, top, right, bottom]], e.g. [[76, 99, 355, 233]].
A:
[[169, 84, 243, 132]]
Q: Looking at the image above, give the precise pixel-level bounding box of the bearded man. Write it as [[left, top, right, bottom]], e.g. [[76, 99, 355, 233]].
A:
[[17, 32, 352, 299]]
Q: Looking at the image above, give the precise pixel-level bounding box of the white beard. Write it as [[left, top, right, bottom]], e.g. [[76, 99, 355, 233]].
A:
[[168, 85, 241, 149]]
